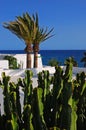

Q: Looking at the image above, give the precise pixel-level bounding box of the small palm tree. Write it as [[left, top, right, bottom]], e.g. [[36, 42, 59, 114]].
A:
[[81, 52, 86, 67], [64, 57, 78, 67], [3, 13, 33, 68]]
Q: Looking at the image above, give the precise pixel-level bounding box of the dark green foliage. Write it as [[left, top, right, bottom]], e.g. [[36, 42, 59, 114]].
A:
[[4, 55, 19, 69], [23, 70, 33, 105], [23, 104, 33, 130], [22, 70, 34, 130], [64, 57, 78, 67], [81, 52, 86, 67], [48, 58, 60, 66], [0, 64, 86, 130], [73, 72, 86, 130], [32, 88, 47, 130]]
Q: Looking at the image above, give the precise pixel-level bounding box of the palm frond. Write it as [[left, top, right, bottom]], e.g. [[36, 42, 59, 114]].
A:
[[33, 27, 54, 43], [3, 12, 54, 48]]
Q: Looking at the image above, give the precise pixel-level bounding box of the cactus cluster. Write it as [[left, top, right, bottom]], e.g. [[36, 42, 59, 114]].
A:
[[0, 63, 86, 130]]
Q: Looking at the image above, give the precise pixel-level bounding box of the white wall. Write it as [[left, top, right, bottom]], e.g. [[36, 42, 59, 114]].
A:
[[14, 54, 26, 69], [14, 54, 43, 69], [0, 60, 9, 69], [0, 53, 43, 69]]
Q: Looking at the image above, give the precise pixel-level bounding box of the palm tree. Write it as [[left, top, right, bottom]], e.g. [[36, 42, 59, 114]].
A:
[[3, 13, 33, 68], [32, 14, 54, 68], [33, 27, 54, 68], [81, 52, 86, 67], [3, 12, 54, 68]]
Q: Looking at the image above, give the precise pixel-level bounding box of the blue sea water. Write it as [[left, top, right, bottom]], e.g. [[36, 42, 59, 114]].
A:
[[0, 50, 86, 67], [40, 50, 86, 67]]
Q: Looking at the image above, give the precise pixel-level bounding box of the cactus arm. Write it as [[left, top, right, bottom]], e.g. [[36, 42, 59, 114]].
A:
[[2, 72, 11, 119], [23, 104, 34, 130], [32, 87, 47, 130], [64, 62, 73, 82], [68, 97, 77, 130], [23, 70, 33, 105]]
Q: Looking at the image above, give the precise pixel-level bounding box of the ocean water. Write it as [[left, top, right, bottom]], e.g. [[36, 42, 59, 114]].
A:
[[0, 50, 86, 67], [40, 50, 86, 67]]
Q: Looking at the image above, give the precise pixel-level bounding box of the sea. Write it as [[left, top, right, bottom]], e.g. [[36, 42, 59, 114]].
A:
[[0, 50, 86, 67]]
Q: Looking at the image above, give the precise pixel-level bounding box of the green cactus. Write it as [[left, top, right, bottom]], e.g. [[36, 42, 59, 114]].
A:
[[58, 61, 73, 130], [6, 113, 19, 130], [2, 72, 11, 119], [47, 66, 63, 127], [9, 81, 23, 129], [52, 66, 64, 100], [49, 127, 61, 130], [23, 104, 34, 130], [38, 70, 52, 104], [8, 84, 19, 130], [38, 70, 53, 128], [16, 81, 22, 123], [11, 113, 19, 130], [42, 70, 51, 99], [23, 70, 33, 105], [21, 70, 34, 130], [38, 71, 43, 88], [73, 72, 86, 130], [64, 59, 73, 82], [38, 70, 51, 96], [60, 82, 72, 130], [0, 63, 86, 130], [32, 87, 47, 130], [69, 98, 77, 130], [1, 72, 19, 130]]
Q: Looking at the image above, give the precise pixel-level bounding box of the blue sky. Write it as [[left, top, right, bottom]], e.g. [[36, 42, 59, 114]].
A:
[[0, 0, 86, 50]]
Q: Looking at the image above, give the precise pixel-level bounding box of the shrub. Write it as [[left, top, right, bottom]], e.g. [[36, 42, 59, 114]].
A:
[[4, 55, 18, 69], [48, 58, 59, 66]]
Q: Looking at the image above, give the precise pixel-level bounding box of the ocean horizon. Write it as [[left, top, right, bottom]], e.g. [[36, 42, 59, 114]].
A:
[[0, 50, 86, 67]]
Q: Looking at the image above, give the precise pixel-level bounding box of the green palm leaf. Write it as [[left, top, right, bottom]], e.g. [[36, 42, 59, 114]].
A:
[[3, 12, 54, 68]]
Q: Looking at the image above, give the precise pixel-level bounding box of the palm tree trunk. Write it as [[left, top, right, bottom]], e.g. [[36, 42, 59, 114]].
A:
[[34, 51, 38, 68], [27, 53, 31, 68], [25, 44, 32, 68], [33, 43, 39, 68]]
